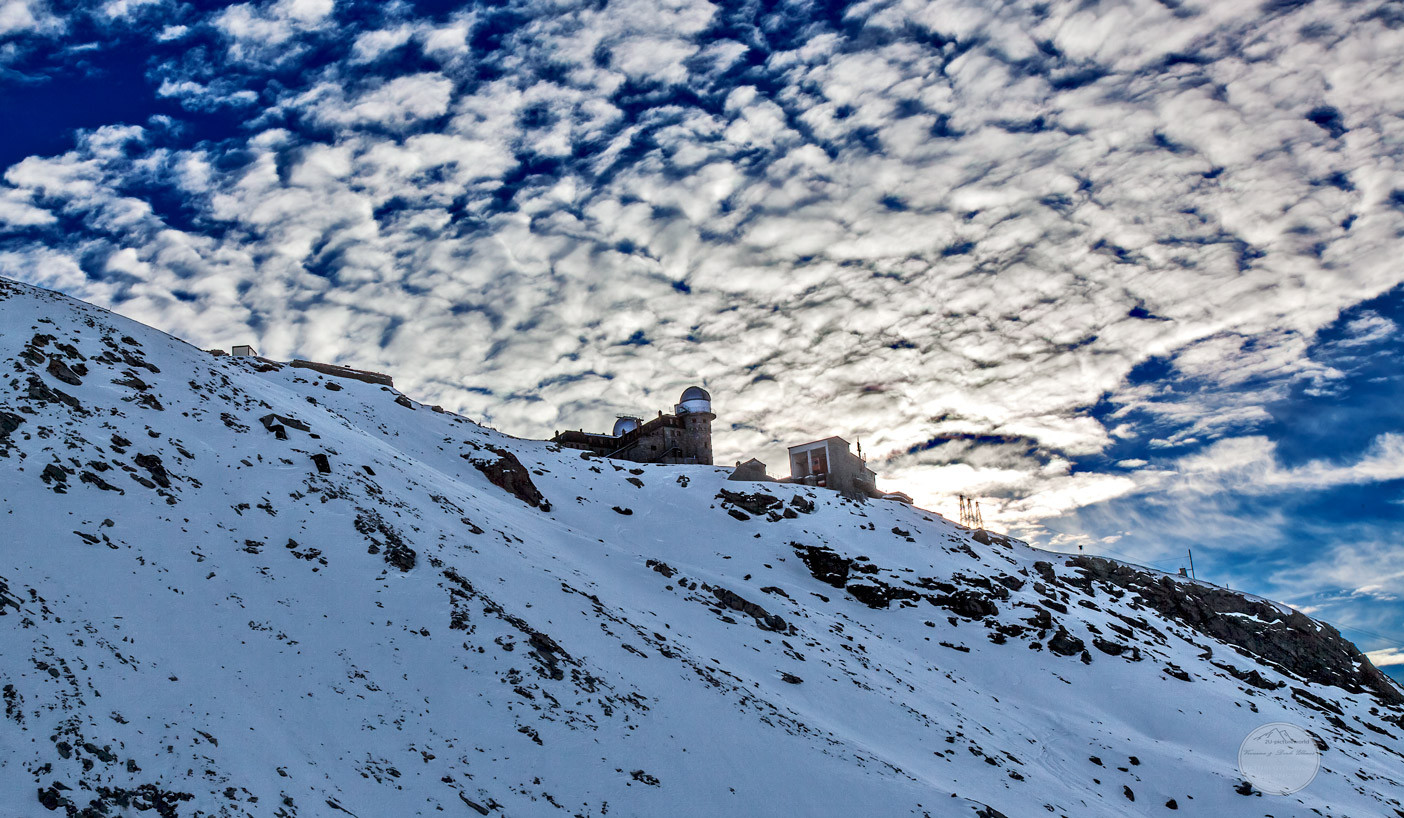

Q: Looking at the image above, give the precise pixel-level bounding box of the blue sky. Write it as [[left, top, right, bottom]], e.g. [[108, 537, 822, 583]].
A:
[[3, 0, 1404, 678]]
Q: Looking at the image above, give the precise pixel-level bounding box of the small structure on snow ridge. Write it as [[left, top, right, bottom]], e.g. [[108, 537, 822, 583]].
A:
[[728, 458, 770, 482]]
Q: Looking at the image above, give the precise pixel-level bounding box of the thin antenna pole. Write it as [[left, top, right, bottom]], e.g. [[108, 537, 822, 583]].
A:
[[1187, 548, 1196, 581]]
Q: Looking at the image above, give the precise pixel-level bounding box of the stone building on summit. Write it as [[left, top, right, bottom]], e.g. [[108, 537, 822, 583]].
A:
[[552, 387, 900, 503], [729, 436, 888, 500], [551, 387, 715, 465], [786, 436, 877, 498]]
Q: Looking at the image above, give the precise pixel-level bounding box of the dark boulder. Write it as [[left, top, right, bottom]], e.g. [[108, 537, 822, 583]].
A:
[[1092, 637, 1127, 656], [41, 464, 69, 488], [792, 543, 850, 588], [80, 471, 123, 493], [112, 370, 151, 391], [1213, 662, 1283, 690], [383, 541, 416, 571], [846, 583, 891, 608], [1163, 664, 1191, 682], [711, 586, 787, 631], [846, 581, 921, 609], [260, 413, 310, 434], [133, 454, 171, 488], [26, 375, 81, 411], [933, 590, 999, 620], [469, 448, 549, 511], [717, 489, 781, 516], [972, 529, 1014, 547], [45, 357, 82, 386], [1048, 627, 1086, 657], [0, 411, 24, 438]]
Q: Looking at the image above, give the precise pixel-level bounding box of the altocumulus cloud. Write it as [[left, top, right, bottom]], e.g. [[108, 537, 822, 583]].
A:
[[4, 0, 1404, 665]]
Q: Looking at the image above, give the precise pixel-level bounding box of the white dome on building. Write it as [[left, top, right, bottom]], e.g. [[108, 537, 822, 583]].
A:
[[612, 416, 641, 436], [677, 386, 712, 415]]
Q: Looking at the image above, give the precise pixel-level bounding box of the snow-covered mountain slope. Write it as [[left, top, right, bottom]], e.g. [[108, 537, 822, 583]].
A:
[[2, 276, 1403, 818]]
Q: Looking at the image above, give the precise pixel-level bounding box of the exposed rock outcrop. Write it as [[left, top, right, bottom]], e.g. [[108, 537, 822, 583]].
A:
[[133, 453, 171, 489], [46, 357, 83, 386], [0, 411, 23, 438], [709, 585, 787, 632], [1068, 555, 1403, 704], [792, 543, 850, 588], [470, 448, 550, 511], [289, 359, 394, 386], [716, 488, 782, 516]]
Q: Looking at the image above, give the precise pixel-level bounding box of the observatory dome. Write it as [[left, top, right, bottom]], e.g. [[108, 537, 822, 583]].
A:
[[612, 416, 641, 436], [677, 386, 712, 415]]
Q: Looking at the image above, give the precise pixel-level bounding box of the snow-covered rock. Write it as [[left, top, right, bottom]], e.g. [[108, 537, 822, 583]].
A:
[[1, 276, 1401, 817]]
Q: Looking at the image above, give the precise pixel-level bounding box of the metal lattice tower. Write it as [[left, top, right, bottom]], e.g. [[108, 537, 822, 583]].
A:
[[958, 495, 985, 529]]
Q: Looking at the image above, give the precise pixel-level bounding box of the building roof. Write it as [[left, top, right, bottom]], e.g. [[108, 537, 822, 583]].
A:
[[787, 436, 850, 453], [680, 386, 710, 402]]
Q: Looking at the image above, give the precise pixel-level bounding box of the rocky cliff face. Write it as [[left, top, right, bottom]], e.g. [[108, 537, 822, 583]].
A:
[[2, 275, 1403, 818], [1068, 555, 1403, 706]]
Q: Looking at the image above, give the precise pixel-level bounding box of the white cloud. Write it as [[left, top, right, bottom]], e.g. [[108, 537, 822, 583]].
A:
[[299, 73, 454, 129], [99, 0, 159, 19], [0, 0, 60, 36], [6, 0, 1404, 563], [216, 0, 336, 63], [1335, 312, 1397, 347], [0, 188, 56, 228], [1172, 433, 1404, 494], [350, 25, 414, 63]]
